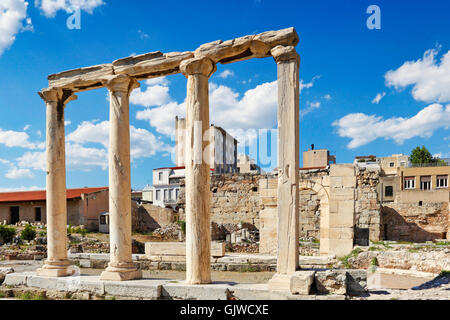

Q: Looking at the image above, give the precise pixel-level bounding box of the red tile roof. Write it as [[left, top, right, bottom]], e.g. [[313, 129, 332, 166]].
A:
[[0, 187, 108, 203]]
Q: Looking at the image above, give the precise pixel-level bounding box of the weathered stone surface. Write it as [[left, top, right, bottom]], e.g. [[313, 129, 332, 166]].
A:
[[145, 242, 225, 258], [290, 271, 315, 295], [48, 64, 114, 92], [314, 270, 347, 295]]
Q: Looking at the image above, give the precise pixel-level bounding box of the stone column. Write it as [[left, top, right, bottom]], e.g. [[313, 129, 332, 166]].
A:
[[100, 75, 142, 281], [180, 57, 216, 284], [269, 46, 300, 289], [37, 89, 77, 277]]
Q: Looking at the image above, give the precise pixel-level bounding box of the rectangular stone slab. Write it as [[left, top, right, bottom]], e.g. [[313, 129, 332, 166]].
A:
[[145, 241, 225, 257], [47, 64, 114, 92], [113, 51, 194, 79]]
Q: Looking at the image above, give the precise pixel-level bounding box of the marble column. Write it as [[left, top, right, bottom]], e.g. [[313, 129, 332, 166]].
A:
[[268, 46, 300, 288], [100, 75, 142, 281], [180, 57, 216, 284], [37, 88, 77, 277]]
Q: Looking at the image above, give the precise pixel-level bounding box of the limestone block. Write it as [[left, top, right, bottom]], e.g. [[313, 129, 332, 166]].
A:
[[290, 271, 315, 295], [267, 178, 278, 189], [327, 227, 353, 240], [260, 188, 277, 198], [314, 270, 347, 295], [267, 273, 293, 291], [261, 197, 277, 207], [330, 164, 355, 177], [259, 208, 278, 254], [331, 188, 355, 201], [145, 242, 225, 258], [113, 51, 194, 79], [259, 179, 268, 189], [330, 176, 343, 188], [48, 64, 114, 92], [330, 213, 354, 228], [328, 239, 353, 257]]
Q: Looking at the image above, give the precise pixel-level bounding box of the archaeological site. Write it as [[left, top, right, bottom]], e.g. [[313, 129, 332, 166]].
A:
[[1, 3, 449, 305]]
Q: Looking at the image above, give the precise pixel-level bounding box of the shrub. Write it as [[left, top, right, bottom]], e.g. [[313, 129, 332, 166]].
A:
[[370, 257, 379, 266], [177, 220, 186, 235], [20, 224, 36, 241], [0, 225, 16, 243]]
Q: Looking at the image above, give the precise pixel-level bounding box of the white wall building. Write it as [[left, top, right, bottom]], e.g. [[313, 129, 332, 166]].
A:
[[152, 166, 185, 209], [175, 117, 238, 174]]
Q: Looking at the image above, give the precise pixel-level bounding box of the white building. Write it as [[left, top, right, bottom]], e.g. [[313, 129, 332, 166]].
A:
[[151, 166, 185, 209], [175, 117, 238, 174]]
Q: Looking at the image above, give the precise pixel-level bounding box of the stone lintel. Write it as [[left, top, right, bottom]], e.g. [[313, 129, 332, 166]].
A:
[[194, 27, 299, 64], [113, 51, 194, 79], [47, 64, 114, 92]]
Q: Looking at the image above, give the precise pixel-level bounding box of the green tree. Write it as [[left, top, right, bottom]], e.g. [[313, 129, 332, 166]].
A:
[[20, 224, 36, 241], [410, 146, 433, 165]]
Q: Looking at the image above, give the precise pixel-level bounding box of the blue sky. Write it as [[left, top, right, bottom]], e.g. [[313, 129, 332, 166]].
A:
[[0, 0, 449, 191]]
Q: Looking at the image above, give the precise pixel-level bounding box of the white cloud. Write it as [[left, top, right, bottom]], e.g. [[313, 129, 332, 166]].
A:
[[218, 70, 234, 79], [0, 0, 32, 56], [136, 101, 185, 137], [138, 29, 149, 39], [371, 92, 386, 104], [300, 75, 320, 92], [5, 166, 34, 179], [300, 101, 321, 118], [67, 120, 171, 160], [65, 120, 71, 126], [35, 0, 104, 17], [385, 48, 450, 103], [23, 124, 30, 131], [0, 128, 44, 149], [333, 103, 450, 149], [130, 83, 171, 107], [0, 186, 43, 192], [0, 158, 11, 165], [323, 94, 332, 101]]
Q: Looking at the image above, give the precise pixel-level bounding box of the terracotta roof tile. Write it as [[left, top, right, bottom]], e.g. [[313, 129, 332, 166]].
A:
[[0, 187, 108, 203]]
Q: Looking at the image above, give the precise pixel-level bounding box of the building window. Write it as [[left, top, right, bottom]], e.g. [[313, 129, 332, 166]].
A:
[[400, 161, 406, 167], [420, 176, 432, 190], [164, 189, 168, 200], [176, 188, 179, 199], [155, 190, 161, 201], [389, 162, 395, 167], [99, 215, 107, 225], [385, 186, 393, 197], [35, 207, 41, 222], [437, 175, 448, 188], [158, 172, 163, 181], [404, 177, 415, 189], [10, 206, 20, 224]]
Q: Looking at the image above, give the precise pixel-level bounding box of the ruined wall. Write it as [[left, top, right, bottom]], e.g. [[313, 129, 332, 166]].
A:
[[0, 201, 47, 224], [178, 173, 263, 228], [132, 203, 177, 233], [299, 169, 329, 239], [354, 166, 382, 244], [381, 201, 449, 242]]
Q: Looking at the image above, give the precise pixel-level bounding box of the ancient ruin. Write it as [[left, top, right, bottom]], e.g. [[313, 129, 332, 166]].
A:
[[36, 27, 303, 287]]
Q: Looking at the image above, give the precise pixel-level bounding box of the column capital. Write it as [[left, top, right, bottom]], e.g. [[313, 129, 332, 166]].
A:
[[271, 45, 299, 64], [38, 88, 78, 104], [103, 75, 140, 94], [180, 57, 216, 78]]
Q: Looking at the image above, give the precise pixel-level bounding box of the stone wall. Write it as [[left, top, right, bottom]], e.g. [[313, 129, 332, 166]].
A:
[[354, 166, 382, 245], [132, 203, 177, 233], [178, 173, 264, 228], [381, 201, 449, 242]]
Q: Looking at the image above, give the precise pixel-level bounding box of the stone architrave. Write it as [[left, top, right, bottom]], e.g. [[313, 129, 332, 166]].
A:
[[180, 57, 216, 284], [36, 88, 77, 277], [100, 75, 142, 281], [268, 45, 300, 289]]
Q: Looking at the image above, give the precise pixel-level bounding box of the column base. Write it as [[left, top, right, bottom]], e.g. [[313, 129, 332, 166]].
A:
[[36, 266, 74, 277], [267, 273, 294, 291], [100, 268, 142, 281]]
